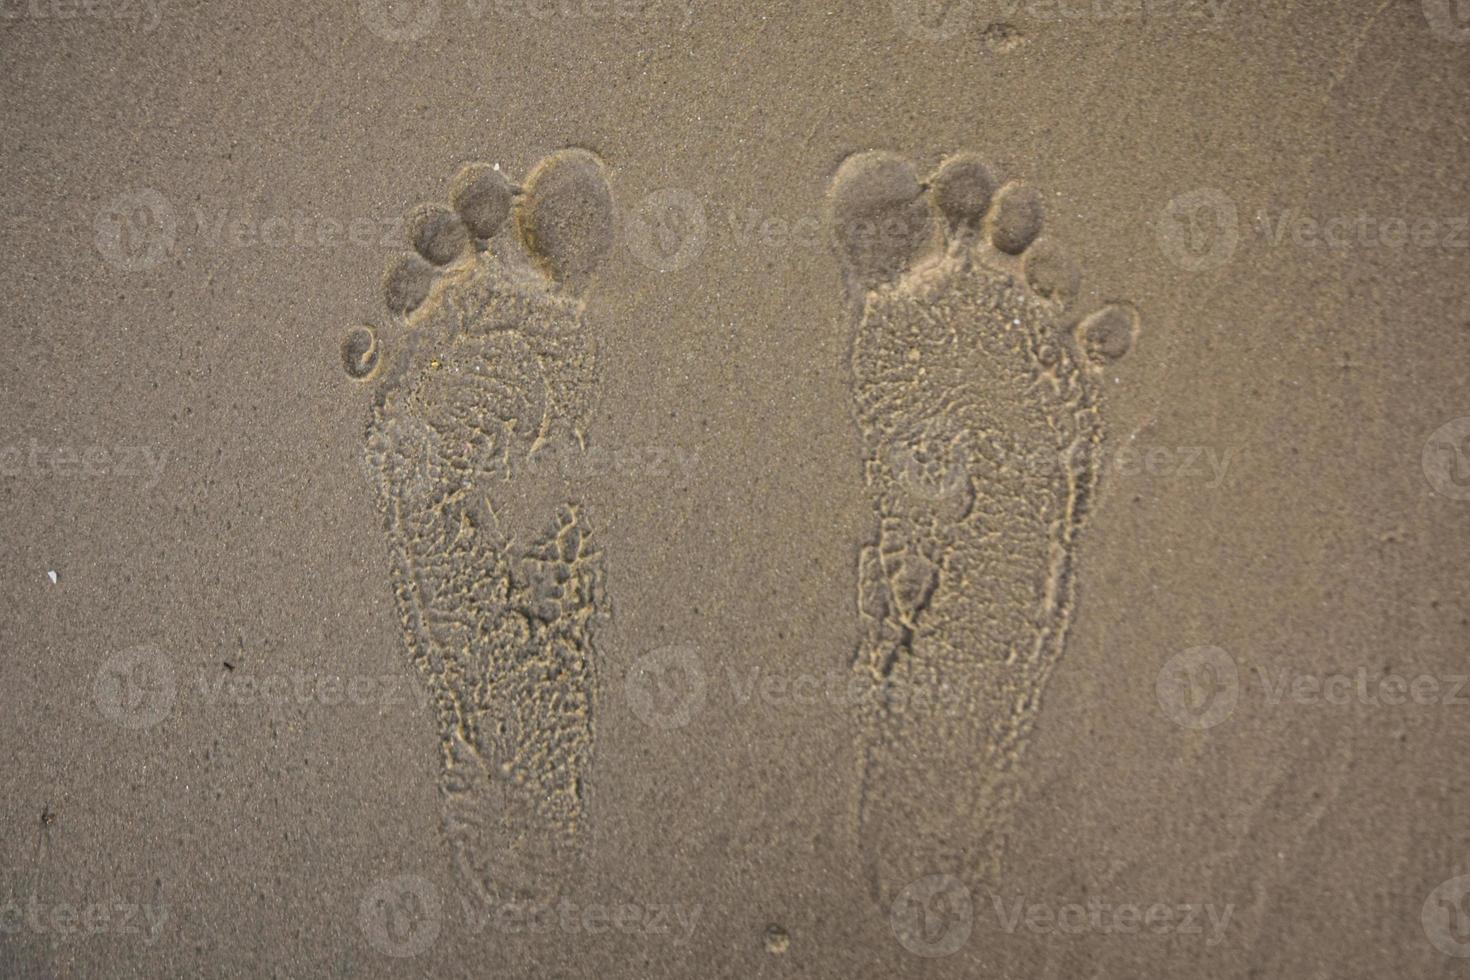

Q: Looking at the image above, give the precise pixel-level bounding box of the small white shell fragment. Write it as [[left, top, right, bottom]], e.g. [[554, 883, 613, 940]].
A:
[[47, 570, 58, 584]]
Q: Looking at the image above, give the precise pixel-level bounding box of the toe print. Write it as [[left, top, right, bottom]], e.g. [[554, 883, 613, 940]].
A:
[[827, 150, 1139, 904], [931, 154, 995, 226], [340, 151, 615, 913], [405, 203, 471, 266], [986, 181, 1045, 255], [341, 324, 381, 381], [381, 252, 437, 316], [828, 151, 939, 291], [449, 163, 513, 240], [515, 148, 616, 291]]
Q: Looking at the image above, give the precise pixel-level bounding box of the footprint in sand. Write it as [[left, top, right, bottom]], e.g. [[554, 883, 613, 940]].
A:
[[827, 150, 1138, 905], [342, 149, 615, 911]]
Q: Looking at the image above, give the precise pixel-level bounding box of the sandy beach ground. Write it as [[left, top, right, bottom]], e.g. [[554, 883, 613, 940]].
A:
[[2, 0, 1469, 976]]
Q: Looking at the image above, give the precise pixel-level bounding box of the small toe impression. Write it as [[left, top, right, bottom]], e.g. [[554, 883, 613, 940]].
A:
[[383, 252, 437, 316], [515, 149, 615, 290], [407, 204, 471, 266], [827, 150, 937, 288], [1077, 304, 1138, 363], [451, 163, 513, 239], [931, 154, 995, 231], [1022, 238, 1080, 306], [988, 182, 1044, 255], [341, 324, 382, 380]]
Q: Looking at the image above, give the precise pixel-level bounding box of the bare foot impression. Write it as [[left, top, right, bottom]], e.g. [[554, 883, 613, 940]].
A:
[[342, 149, 615, 912], [827, 151, 1138, 904]]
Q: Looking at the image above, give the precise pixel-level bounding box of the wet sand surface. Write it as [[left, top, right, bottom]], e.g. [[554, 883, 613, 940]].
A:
[[2, 0, 1469, 976]]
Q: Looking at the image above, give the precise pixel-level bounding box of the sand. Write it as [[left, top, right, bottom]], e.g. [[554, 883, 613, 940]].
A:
[[3, 0, 1469, 976]]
